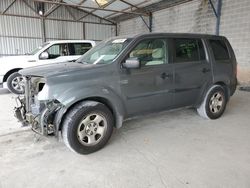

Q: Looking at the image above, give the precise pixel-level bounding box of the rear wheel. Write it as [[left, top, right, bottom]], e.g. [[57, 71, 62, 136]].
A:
[[6, 72, 24, 94], [197, 85, 227, 119], [62, 101, 114, 154]]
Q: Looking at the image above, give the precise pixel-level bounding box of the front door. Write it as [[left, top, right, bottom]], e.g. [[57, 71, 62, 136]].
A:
[[120, 38, 174, 116], [172, 38, 213, 107], [37, 43, 73, 65]]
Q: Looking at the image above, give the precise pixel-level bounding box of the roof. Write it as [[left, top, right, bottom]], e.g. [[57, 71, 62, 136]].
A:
[[34, 0, 165, 23], [62, 0, 161, 18], [109, 32, 225, 40], [47, 40, 96, 44], [2, 0, 195, 26], [133, 32, 224, 38]]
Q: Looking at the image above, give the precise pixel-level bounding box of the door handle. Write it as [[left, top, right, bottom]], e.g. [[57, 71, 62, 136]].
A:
[[161, 72, 171, 79], [202, 68, 211, 73]]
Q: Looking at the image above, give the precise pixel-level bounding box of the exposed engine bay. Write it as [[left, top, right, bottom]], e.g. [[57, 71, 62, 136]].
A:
[[14, 76, 63, 136]]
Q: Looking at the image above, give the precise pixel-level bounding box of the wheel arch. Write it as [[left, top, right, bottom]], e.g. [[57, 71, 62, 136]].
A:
[[213, 81, 230, 101], [57, 96, 124, 132], [3, 68, 22, 82], [196, 81, 230, 107]]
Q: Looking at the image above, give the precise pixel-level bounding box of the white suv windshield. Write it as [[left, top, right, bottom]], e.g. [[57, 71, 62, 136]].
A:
[[29, 42, 50, 55], [77, 38, 131, 65]]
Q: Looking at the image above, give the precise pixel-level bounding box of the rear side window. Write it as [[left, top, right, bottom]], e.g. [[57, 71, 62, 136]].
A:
[[68, 43, 92, 55], [174, 38, 205, 63], [209, 40, 230, 60]]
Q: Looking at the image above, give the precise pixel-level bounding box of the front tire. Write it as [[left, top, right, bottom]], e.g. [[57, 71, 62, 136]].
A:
[[197, 85, 227, 119], [62, 101, 114, 154], [6, 72, 24, 94]]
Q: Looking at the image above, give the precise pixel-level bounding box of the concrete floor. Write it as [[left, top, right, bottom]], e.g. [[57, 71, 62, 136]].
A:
[[0, 89, 250, 188]]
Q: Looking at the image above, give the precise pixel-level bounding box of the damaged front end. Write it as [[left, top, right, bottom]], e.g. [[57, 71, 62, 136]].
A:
[[14, 76, 63, 136]]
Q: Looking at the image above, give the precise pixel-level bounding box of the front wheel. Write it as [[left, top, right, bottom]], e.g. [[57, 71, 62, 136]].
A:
[[6, 72, 24, 94], [62, 101, 114, 154], [197, 85, 227, 119]]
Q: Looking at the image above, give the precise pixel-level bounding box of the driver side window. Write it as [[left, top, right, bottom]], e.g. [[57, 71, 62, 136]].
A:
[[129, 38, 168, 66], [42, 43, 68, 59]]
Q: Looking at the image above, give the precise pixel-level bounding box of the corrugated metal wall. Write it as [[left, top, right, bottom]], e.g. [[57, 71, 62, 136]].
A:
[[0, 15, 42, 55], [118, 16, 150, 36], [45, 6, 115, 41], [0, 0, 116, 55], [0, 0, 43, 55], [45, 20, 85, 40], [85, 24, 116, 41]]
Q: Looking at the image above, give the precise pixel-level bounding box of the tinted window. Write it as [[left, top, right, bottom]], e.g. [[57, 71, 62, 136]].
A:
[[44, 43, 68, 59], [68, 43, 92, 55], [129, 38, 168, 66], [174, 38, 205, 63], [209, 40, 230, 60]]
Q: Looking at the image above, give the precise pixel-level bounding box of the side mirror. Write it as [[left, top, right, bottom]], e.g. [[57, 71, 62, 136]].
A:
[[123, 57, 140, 69], [39, 52, 49, 60]]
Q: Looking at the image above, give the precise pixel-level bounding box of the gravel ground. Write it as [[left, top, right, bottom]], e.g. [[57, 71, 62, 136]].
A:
[[0, 89, 250, 188]]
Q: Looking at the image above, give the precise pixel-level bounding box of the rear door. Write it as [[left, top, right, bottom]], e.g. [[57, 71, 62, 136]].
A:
[[120, 37, 174, 116], [208, 39, 234, 81], [172, 38, 213, 107]]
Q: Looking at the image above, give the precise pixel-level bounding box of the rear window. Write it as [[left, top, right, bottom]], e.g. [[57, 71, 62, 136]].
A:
[[174, 38, 205, 63], [68, 43, 92, 55], [209, 40, 230, 60]]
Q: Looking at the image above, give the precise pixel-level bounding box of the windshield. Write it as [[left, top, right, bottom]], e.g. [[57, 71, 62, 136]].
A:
[[77, 38, 132, 65], [28, 42, 50, 55]]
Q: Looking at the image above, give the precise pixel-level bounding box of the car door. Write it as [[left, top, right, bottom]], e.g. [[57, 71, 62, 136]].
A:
[[37, 43, 70, 65], [120, 37, 174, 116], [208, 39, 234, 82], [172, 38, 213, 108]]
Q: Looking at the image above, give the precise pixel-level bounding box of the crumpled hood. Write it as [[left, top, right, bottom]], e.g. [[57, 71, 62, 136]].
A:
[[19, 62, 98, 78]]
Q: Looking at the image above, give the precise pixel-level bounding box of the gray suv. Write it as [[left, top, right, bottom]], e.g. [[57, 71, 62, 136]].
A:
[[14, 33, 237, 154]]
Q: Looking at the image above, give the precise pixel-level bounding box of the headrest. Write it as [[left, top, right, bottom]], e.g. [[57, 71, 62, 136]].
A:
[[152, 48, 163, 59]]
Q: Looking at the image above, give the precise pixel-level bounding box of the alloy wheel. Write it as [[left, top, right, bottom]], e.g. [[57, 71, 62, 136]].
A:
[[11, 76, 24, 93], [77, 113, 107, 146], [209, 92, 224, 114]]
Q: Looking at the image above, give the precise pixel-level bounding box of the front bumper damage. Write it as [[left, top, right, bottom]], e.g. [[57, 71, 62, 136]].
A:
[[14, 76, 63, 136]]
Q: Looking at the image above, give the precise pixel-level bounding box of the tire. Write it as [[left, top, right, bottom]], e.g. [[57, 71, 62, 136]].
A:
[[62, 101, 114, 154], [6, 72, 24, 94], [197, 85, 227, 119]]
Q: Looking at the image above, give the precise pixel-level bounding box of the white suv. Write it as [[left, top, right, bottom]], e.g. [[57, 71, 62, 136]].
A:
[[0, 40, 96, 94]]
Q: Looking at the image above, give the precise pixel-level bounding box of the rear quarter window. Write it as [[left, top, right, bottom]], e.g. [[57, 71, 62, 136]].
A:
[[209, 40, 230, 61]]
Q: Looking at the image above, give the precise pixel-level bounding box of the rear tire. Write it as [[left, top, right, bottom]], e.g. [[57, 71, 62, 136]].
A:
[[6, 72, 24, 94], [62, 101, 114, 154], [197, 85, 227, 119]]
